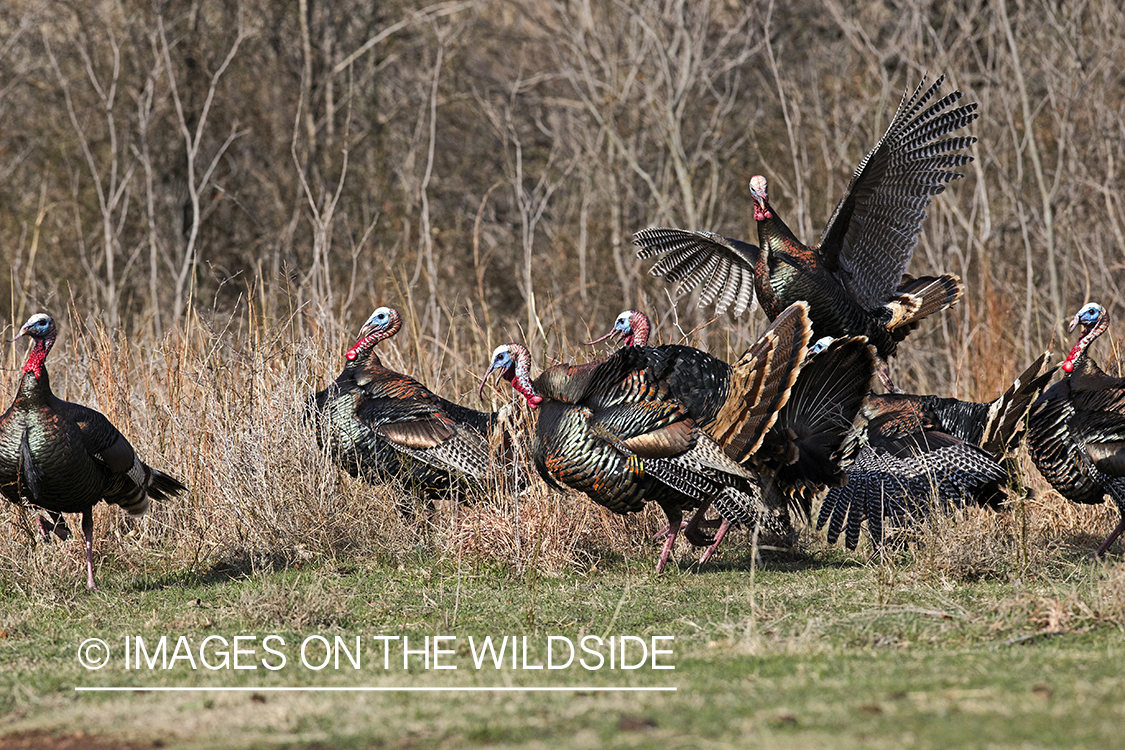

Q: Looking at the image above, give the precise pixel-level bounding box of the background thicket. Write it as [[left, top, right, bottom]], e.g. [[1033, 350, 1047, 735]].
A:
[[3, 0, 1122, 372], [0, 0, 1124, 577]]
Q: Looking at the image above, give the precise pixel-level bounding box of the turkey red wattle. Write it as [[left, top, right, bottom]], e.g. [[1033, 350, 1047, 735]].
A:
[[504, 347, 543, 408], [21, 339, 52, 378], [15, 315, 57, 378]]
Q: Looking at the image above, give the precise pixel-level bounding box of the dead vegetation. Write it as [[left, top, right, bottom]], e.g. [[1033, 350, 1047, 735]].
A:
[[0, 1, 1124, 595]]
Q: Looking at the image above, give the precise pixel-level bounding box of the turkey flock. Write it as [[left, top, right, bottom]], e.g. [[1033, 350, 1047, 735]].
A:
[[5, 76, 1125, 588]]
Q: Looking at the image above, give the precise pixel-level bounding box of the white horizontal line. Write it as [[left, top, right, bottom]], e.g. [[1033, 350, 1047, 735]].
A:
[[76, 686, 676, 693]]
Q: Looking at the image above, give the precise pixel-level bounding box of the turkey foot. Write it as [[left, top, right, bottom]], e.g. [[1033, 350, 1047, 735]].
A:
[[683, 500, 722, 547], [698, 518, 732, 564]]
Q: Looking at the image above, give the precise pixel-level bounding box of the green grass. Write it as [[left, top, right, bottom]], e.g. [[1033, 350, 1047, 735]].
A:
[[2, 540, 1123, 749]]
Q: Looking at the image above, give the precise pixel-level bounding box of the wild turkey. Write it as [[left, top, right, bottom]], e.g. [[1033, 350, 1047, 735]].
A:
[[1028, 302, 1125, 556], [0, 313, 187, 590], [585, 310, 878, 563], [481, 303, 817, 572], [584, 310, 652, 348], [818, 352, 1054, 550], [311, 307, 500, 510], [634, 75, 974, 367]]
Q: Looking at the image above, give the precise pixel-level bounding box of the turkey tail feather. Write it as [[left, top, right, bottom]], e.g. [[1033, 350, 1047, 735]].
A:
[[712, 302, 812, 460], [146, 468, 188, 503], [769, 336, 878, 517], [883, 274, 964, 335], [980, 352, 1055, 455]]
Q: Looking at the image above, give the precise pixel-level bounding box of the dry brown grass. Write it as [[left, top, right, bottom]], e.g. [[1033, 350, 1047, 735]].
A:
[[2, 295, 1122, 596], [0, 299, 690, 590]]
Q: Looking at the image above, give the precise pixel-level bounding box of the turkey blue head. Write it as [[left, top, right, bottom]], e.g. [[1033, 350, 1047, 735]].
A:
[[480, 343, 542, 408], [15, 313, 58, 377], [584, 310, 651, 348], [1063, 302, 1108, 373], [1068, 303, 1105, 334], [346, 306, 402, 362]]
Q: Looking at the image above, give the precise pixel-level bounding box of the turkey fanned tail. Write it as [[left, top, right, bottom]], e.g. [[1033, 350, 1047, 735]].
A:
[[751, 336, 878, 518], [818, 437, 1007, 550], [817, 353, 1051, 550]]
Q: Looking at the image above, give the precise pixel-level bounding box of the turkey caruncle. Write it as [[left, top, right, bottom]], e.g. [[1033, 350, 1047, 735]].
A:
[[587, 309, 876, 563], [817, 352, 1054, 551], [1028, 303, 1125, 556], [481, 303, 876, 571], [0, 313, 187, 590], [634, 75, 974, 386], [310, 306, 511, 515]]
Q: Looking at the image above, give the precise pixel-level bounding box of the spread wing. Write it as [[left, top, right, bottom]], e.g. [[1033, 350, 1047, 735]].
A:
[[633, 227, 761, 317], [816, 76, 978, 309]]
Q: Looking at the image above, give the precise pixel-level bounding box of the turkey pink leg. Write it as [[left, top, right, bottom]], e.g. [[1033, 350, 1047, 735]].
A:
[[698, 518, 731, 564], [653, 515, 721, 545], [655, 509, 682, 573], [1094, 516, 1125, 557], [651, 519, 688, 542], [82, 511, 97, 591]]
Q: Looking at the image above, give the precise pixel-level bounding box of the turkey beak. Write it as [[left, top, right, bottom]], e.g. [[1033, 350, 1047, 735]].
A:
[[12, 325, 29, 342], [355, 321, 378, 342], [1067, 312, 1082, 334]]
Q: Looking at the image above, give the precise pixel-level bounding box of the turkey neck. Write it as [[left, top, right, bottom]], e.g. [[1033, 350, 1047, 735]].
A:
[[343, 341, 386, 386], [14, 334, 55, 407], [21, 332, 55, 380], [1063, 318, 1108, 376], [750, 209, 799, 319]]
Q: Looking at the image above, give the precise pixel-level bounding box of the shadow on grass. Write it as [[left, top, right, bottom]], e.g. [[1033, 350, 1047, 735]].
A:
[[124, 552, 371, 592], [675, 545, 868, 575], [1057, 532, 1124, 563]]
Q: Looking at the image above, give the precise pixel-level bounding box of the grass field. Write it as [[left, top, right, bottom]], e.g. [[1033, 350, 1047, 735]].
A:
[[4, 1, 1125, 747], [0, 310, 1123, 749], [3, 508, 1124, 749]]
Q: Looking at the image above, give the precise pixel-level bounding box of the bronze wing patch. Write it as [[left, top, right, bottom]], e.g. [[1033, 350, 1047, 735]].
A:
[[620, 420, 696, 458], [379, 419, 455, 450]]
